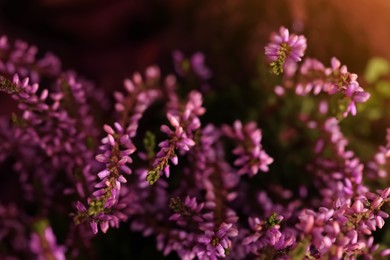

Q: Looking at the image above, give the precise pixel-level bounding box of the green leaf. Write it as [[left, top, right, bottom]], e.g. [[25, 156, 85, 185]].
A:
[[300, 98, 315, 114], [265, 212, 281, 228], [143, 131, 156, 159], [364, 57, 390, 84], [32, 219, 50, 234], [375, 80, 390, 98], [289, 239, 311, 259], [146, 169, 160, 185]]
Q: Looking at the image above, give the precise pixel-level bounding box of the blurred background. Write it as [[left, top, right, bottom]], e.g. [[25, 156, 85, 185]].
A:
[[1, 0, 389, 91]]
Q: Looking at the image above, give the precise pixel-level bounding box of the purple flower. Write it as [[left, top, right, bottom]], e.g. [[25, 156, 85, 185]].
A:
[[265, 26, 307, 75], [74, 122, 136, 234], [241, 214, 295, 256], [30, 225, 66, 260], [190, 52, 212, 80], [0, 203, 32, 258], [169, 196, 205, 227], [294, 57, 370, 118], [173, 50, 212, 81], [296, 192, 390, 259], [0, 36, 61, 82], [147, 90, 205, 184], [195, 222, 238, 259], [114, 66, 162, 138], [222, 120, 273, 176], [0, 73, 101, 201], [367, 128, 390, 179]]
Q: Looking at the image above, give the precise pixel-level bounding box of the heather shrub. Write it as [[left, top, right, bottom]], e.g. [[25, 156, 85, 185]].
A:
[[1, 26, 390, 259]]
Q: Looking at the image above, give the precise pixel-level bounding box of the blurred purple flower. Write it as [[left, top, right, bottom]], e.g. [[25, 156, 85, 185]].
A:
[[173, 50, 212, 81], [30, 226, 66, 260]]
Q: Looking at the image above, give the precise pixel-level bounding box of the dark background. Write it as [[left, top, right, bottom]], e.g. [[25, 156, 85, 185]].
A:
[[1, 0, 389, 91]]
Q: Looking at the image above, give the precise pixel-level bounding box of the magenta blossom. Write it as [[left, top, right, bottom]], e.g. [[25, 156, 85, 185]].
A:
[[265, 26, 307, 75]]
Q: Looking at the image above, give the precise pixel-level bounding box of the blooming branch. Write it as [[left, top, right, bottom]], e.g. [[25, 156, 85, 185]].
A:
[[265, 26, 307, 75], [222, 120, 274, 176]]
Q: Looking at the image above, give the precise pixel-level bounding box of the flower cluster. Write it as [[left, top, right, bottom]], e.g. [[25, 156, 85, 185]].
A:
[[266, 27, 370, 119], [241, 214, 295, 257], [297, 57, 370, 117], [0, 36, 60, 82], [367, 128, 390, 180], [296, 189, 390, 259], [265, 26, 307, 75], [146, 90, 205, 184], [222, 120, 273, 176], [74, 122, 136, 234], [0, 73, 97, 202], [165, 196, 239, 259], [1, 25, 390, 260]]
